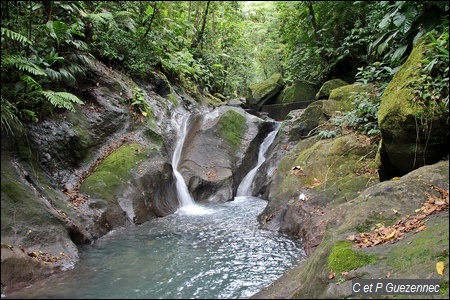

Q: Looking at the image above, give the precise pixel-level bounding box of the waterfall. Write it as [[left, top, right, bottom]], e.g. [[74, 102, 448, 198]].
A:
[[236, 123, 281, 197], [172, 114, 196, 207]]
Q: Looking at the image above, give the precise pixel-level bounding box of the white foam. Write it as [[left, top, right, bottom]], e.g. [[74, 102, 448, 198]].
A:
[[176, 204, 214, 216]]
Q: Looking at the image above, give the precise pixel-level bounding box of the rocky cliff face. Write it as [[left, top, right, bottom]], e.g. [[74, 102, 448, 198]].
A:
[[0, 60, 277, 296]]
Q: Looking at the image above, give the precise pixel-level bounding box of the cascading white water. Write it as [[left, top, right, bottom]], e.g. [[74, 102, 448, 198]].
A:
[[236, 123, 281, 197], [172, 114, 196, 208]]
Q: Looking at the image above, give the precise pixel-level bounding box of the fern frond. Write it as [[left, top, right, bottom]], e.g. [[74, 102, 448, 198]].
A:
[[87, 12, 114, 25], [2, 55, 47, 76], [21, 75, 43, 91], [40, 91, 83, 111], [20, 109, 38, 123], [1, 27, 31, 45], [1, 96, 21, 135]]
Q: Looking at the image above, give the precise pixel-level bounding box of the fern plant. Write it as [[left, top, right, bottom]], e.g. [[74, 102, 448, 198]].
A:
[[1, 26, 87, 134]]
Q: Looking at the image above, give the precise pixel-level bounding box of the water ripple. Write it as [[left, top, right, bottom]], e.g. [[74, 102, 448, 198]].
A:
[[5, 196, 305, 299]]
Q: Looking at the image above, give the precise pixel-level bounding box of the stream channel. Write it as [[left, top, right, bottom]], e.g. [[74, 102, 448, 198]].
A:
[[6, 116, 306, 299]]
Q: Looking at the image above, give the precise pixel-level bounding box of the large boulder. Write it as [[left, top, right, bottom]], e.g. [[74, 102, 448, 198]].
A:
[[252, 160, 449, 299], [259, 133, 379, 254], [78, 142, 179, 224], [276, 79, 319, 104], [284, 101, 328, 141], [246, 73, 284, 109], [324, 82, 373, 116], [281, 83, 375, 142], [1, 143, 80, 295], [315, 79, 349, 100], [378, 36, 449, 175], [178, 106, 277, 202]]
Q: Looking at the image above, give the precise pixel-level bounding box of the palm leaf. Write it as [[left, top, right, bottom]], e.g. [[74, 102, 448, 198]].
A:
[[59, 68, 76, 84], [391, 45, 408, 61], [86, 12, 114, 25], [114, 11, 137, 32], [69, 53, 95, 68], [400, 6, 418, 34], [45, 67, 62, 82]]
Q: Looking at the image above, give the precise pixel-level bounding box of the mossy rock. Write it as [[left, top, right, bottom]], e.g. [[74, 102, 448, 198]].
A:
[[165, 92, 179, 107], [316, 79, 349, 100], [325, 83, 373, 116], [215, 109, 247, 150], [287, 101, 327, 141], [387, 216, 449, 276], [276, 80, 319, 104], [289, 134, 378, 204], [378, 35, 449, 174], [267, 134, 378, 211], [79, 143, 150, 202], [213, 93, 227, 101], [246, 73, 284, 108], [199, 92, 226, 107], [255, 161, 449, 299], [151, 71, 173, 97], [328, 240, 376, 273]]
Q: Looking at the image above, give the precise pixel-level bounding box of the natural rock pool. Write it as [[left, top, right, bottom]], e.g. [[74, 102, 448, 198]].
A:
[[6, 196, 305, 299]]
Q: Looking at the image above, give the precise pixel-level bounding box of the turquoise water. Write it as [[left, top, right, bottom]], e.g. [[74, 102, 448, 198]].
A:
[[6, 196, 305, 299]]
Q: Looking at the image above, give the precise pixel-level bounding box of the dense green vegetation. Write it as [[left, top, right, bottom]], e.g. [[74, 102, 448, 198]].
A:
[[1, 1, 448, 135]]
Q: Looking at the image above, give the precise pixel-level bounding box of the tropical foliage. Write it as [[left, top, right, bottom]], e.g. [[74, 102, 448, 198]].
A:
[[1, 1, 448, 135]]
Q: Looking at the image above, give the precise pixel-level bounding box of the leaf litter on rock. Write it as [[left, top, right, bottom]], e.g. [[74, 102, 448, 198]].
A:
[[347, 183, 449, 248]]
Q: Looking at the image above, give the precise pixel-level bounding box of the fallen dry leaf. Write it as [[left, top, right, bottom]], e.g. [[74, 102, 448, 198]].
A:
[[348, 184, 448, 248], [436, 261, 445, 276], [329, 270, 336, 280]]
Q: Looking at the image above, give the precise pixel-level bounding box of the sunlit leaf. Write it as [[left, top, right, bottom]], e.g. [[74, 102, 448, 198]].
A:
[[436, 261, 445, 276]]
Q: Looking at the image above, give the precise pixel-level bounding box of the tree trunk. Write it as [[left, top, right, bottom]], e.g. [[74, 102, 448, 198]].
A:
[[141, 2, 159, 41], [191, 1, 211, 50], [307, 3, 321, 43], [42, 0, 52, 21]]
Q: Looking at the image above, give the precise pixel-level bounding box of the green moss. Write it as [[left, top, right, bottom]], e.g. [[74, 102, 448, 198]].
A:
[[165, 93, 179, 106], [202, 93, 225, 107], [79, 143, 148, 201], [354, 213, 399, 233], [249, 73, 282, 99], [278, 80, 318, 103], [328, 240, 376, 273], [247, 73, 283, 106], [329, 83, 370, 101], [216, 109, 247, 150], [378, 37, 428, 126], [387, 218, 449, 274], [143, 127, 163, 147], [316, 79, 349, 99], [441, 281, 449, 296]]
